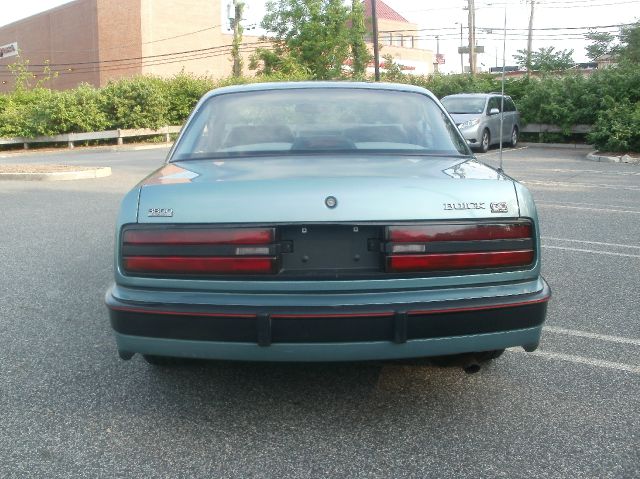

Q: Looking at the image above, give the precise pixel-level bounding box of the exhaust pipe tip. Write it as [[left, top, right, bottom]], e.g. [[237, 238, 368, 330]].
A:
[[463, 362, 481, 374]]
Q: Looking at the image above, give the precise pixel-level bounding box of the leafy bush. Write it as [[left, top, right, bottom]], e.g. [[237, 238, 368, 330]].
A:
[[101, 76, 169, 129], [588, 98, 640, 152], [44, 84, 109, 134], [165, 72, 215, 125], [0, 88, 58, 137]]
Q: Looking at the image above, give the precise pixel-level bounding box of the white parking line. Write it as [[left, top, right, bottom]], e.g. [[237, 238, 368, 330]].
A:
[[541, 237, 640, 249], [537, 204, 640, 214], [509, 349, 640, 374], [541, 245, 640, 258], [532, 168, 640, 176], [543, 326, 640, 347], [537, 200, 640, 209], [522, 180, 640, 191], [478, 146, 528, 156]]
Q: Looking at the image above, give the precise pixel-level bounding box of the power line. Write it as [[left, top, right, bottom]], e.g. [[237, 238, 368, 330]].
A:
[[535, 0, 635, 5], [379, 22, 633, 34], [0, 40, 270, 78], [537, 1, 640, 8], [4, 40, 271, 69], [400, 0, 637, 12], [0, 45, 261, 79]]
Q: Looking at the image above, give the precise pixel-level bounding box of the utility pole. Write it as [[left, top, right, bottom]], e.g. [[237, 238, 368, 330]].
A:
[[371, 0, 380, 81], [459, 23, 463, 73], [231, 0, 244, 77], [468, 0, 476, 75], [434, 35, 440, 73], [526, 0, 535, 74]]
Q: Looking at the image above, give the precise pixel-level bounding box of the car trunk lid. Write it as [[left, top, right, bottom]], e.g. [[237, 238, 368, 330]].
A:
[[137, 156, 519, 224]]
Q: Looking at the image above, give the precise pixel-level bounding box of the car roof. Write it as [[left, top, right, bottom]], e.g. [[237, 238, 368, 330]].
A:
[[442, 93, 510, 99], [199, 81, 440, 103]]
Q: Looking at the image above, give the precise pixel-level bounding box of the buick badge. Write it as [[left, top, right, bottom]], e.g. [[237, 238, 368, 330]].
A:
[[148, 208, 174, 217], [490, 202, 508, 213]]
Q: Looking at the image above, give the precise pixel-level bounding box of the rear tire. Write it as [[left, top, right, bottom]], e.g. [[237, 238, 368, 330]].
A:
[[479, 129, 490, 153], [143, 354, 190, 366], [508, 126, 518, 147]]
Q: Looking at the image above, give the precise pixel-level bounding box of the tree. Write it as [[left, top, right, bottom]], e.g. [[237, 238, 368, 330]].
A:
[[380, 54, 404, 82], [585, 31, 617, 61], [254, 0, 366, 79], [7, 55, 58, 92], [619, 21, 640, 63], [349, 0, 371, 78], [513, 46, 574, 71], [249, 46, 310, 76]]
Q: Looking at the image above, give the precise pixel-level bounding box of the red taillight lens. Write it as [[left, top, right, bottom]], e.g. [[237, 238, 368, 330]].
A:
[[123, 228, 274, 245], [121, 227, 277, 276], [388, 250, 534, 272], [123, 256, 276, 275], [386, 221, 534, 273], [388, 223, 531, 242]]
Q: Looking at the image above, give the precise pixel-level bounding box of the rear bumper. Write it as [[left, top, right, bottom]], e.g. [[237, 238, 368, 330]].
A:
[[106, 279, 550, 361], [113, 327, 543, 362]]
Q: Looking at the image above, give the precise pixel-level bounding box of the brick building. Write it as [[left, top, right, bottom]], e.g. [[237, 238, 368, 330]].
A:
[[0, 0, 433, 92], [364, 0, 434, 75]]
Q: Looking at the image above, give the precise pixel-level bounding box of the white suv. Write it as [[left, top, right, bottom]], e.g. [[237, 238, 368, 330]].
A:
[[441, 93, 520, 153]]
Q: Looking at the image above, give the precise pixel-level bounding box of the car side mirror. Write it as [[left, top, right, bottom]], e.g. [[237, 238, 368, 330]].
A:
[[489, 108, 500, 115]]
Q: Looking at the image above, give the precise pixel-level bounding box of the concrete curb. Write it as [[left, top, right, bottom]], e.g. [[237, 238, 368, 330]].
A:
[[586, 151, 640, 164], [0, 166, 112, 181], [0, 142, 170, 158], [519, 142, 593, 150]]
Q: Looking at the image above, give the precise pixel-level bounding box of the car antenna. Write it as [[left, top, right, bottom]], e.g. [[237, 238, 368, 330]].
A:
[[498, 7, 507, 174]]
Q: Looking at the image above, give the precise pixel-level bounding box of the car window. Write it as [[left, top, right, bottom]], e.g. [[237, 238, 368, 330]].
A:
[[487, 97, 501, 113], [505, 97, 517, 112], [441, 97, 486, 114], [171, 89, 470, 160]]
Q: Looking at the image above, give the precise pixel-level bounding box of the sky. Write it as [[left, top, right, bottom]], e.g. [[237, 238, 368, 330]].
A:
[[2, 0, 639, 73]]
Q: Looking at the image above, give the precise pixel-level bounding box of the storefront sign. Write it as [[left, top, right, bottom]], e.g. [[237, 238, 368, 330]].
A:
[[0, 42, 18, 59]]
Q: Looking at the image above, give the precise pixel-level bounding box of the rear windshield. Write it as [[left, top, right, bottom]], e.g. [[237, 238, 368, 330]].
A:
[[441, 97, 487, 115], [170, 88, 470, 161]]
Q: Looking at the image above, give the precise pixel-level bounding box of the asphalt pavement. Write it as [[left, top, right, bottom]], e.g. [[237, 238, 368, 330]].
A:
[[0, 145, 638, 478]]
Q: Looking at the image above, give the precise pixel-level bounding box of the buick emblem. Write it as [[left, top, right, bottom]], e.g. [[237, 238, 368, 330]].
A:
[[148, 207, 173, 217], [490, 202, 509, 213], [325, 196, 338, 209]]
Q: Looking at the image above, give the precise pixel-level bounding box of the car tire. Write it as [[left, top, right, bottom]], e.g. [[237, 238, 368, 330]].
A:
[[479, 129, 490, 153], [508, 126, 518, 147], [142, 354, 190, 366]]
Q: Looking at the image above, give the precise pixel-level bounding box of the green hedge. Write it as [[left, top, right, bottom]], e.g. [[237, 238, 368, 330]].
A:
[[0, 65, 639, 151]]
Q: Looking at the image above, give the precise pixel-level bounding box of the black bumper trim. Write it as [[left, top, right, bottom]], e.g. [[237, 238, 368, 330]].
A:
[[107, 283, 550, 344]]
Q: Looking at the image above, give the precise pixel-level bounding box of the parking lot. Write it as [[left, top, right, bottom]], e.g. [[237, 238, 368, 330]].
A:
[[1, 145, 638, 478]]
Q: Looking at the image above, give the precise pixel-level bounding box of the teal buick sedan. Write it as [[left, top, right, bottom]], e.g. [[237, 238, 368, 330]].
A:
[[106, 82, 550, 370]]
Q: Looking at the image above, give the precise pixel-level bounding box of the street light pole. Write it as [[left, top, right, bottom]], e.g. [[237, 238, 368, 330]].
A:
[[526, 0, 535, 75], [231, 0, 244, 77], [457, 22, 464, 74], [468, 0, 476, 75]]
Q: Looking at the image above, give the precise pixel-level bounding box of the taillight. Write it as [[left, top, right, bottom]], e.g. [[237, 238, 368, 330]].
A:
[[121, 227, 276, 275], [123, 228, 273, 245], [386, 221, 534, 273], [388, 223, 532, 242]]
